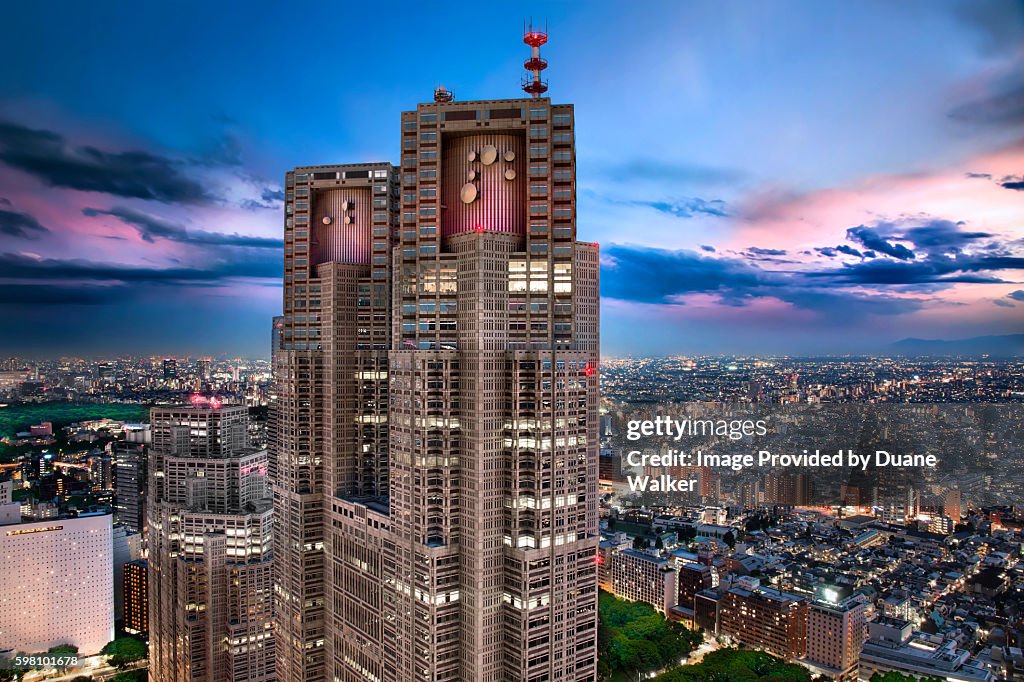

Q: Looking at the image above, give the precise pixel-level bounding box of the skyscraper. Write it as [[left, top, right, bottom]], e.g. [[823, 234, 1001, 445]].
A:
[[113, 441, 147, 534], [148, 403, 275, 682], [273, 29, 599, 682], [124, 559, 149, 637]]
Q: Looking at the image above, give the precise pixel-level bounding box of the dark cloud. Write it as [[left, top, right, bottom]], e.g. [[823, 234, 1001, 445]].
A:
[[0, 206, 49, 239], [700, 245, 716, 253], [965, 172, 993, 179], [846, 225, 916, 260], [948, 71, 1024, 127], [835, 244, 863, 258], [607, 158, 742, 185], [1002, 179, 1024, 191], [1009, 290, 1024, 302], [0, 120, 215, 203], [804, 253, 1024, 287], [261, 188, 284, 203], [746, 247, 787, 257], [601, 245, 923, 318], [83, 206, 283, 249], [631, 197, 728, 218], [993, 298, 1016, 308], [0, 283, 120, 306], [240, 187, 286, 211], [0, 251, 281, 285], [816, 247, 838, 258]]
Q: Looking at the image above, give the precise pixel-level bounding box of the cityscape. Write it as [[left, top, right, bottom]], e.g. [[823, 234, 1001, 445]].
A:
[[2, 2, 1024, 682]]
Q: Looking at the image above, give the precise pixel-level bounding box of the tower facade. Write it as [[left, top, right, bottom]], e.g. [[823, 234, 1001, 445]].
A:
[[148, 404, 275, 682], [273, 78, 599, 681]]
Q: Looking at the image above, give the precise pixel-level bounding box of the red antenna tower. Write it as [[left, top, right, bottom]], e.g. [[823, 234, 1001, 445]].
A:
[[522, 20, 549, 97]]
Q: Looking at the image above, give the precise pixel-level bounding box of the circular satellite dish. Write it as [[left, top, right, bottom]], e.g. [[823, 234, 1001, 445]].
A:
[[341, 200, 351, 210], [322, 216, 332, 225], [467, 150, 477, 162], [504, 169, 517, 181], [460, 183, 478, 204], [480, 145, 498, 165], [344, 216, 353, 225], [467, 170, 476, 181], [503, 150, 515, 162]]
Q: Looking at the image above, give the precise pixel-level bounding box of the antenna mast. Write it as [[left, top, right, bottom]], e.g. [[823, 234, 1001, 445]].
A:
[[522, 20, 549, 97]]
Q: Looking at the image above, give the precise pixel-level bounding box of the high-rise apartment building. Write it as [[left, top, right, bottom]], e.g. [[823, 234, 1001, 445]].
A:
[[124, 559, 149, 637], [719, 583, 808, 661], [273, 30, 599, 682], [148, 404, 275, 682]]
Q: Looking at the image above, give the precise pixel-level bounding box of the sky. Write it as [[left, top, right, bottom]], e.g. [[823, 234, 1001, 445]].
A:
[[0, 0, 1022, 358]]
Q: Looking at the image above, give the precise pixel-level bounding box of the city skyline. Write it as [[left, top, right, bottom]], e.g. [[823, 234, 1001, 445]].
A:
[[1, 1, 1023, 357]]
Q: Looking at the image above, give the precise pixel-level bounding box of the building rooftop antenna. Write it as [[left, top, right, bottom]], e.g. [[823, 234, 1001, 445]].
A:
[[522, 19, 549, 97]]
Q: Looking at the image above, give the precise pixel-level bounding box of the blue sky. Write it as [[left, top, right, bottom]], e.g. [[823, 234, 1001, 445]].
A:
[[1, 1, 1022, 357]]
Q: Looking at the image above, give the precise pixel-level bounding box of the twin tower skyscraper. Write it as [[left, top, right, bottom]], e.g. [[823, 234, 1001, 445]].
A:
[[271, 63, 600, 681]]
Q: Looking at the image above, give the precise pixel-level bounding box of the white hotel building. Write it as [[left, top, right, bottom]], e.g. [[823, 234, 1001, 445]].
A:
[[0, 512, 114, 656]]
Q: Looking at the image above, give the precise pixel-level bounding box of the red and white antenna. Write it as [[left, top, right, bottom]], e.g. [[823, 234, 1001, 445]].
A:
[[522, 20, 549, 97]]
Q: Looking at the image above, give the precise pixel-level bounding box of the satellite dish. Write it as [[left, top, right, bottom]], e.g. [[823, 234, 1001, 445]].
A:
[[341, 201, 351, 210], [467, 170, 476, 181], [460, 183, 478, 204], [503, 150, 515, 162], [480, 145, 498, 165], [344, 216, 353, 225], [504, 169, 517, 181], [322, 216, 332, 225], [467, 150, 477, 162]]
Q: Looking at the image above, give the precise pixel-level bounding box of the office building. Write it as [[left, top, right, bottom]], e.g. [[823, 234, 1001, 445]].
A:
[[804, 598, 865, 681], [113, 441, 147, 534], [162, 358, 177, 380], [124, 559, 148, 636], [273, 29, 599, 682], [148, 403, 275, 682], [0, 513, 114, 655]]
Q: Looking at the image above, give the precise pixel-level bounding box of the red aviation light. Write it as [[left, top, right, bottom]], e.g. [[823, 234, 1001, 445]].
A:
[[585, 363, 596, 377], [474, 223, 486, 233]]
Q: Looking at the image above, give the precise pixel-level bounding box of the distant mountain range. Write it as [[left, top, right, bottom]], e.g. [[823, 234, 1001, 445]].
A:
[[887, 334, 1024, 357]]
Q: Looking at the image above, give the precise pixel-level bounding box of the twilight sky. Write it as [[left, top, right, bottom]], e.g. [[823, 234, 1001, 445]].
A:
[[0, 1, 1022, 357]]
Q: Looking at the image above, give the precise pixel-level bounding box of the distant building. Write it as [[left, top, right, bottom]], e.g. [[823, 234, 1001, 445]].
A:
[[123, 559, 148, 636], [0, 513, 114, 655], [0, 479, 11, 505], [944, 488, 962, 522], [764, 473, 813, 506], [162, 358, 177, 380], [29, 422, 52, 437], [90, 453, 113, 490], [671, 562, 716, 626], [803, 598, 865, 681], [610, 549, 677, 614]]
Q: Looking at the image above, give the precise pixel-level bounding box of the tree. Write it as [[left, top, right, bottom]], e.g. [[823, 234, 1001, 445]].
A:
[[633, 535, 648, 550], [598, 590, 702, 680], [655, 535, 664, 549], [102, 637, 147, 670], [653, 648, 811, 681], [723, 531, 736, 549], [607, 517, 617, 530], [869, 673, 943, 682]]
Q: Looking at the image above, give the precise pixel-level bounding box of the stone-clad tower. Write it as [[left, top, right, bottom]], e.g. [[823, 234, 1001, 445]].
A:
[[273, 48, 599, 682]]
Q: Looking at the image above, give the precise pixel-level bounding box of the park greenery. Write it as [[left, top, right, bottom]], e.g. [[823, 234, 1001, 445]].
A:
[[101, 636, 148, 669], [653, 648, 813, 682], [598, 590, 702, 680]]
